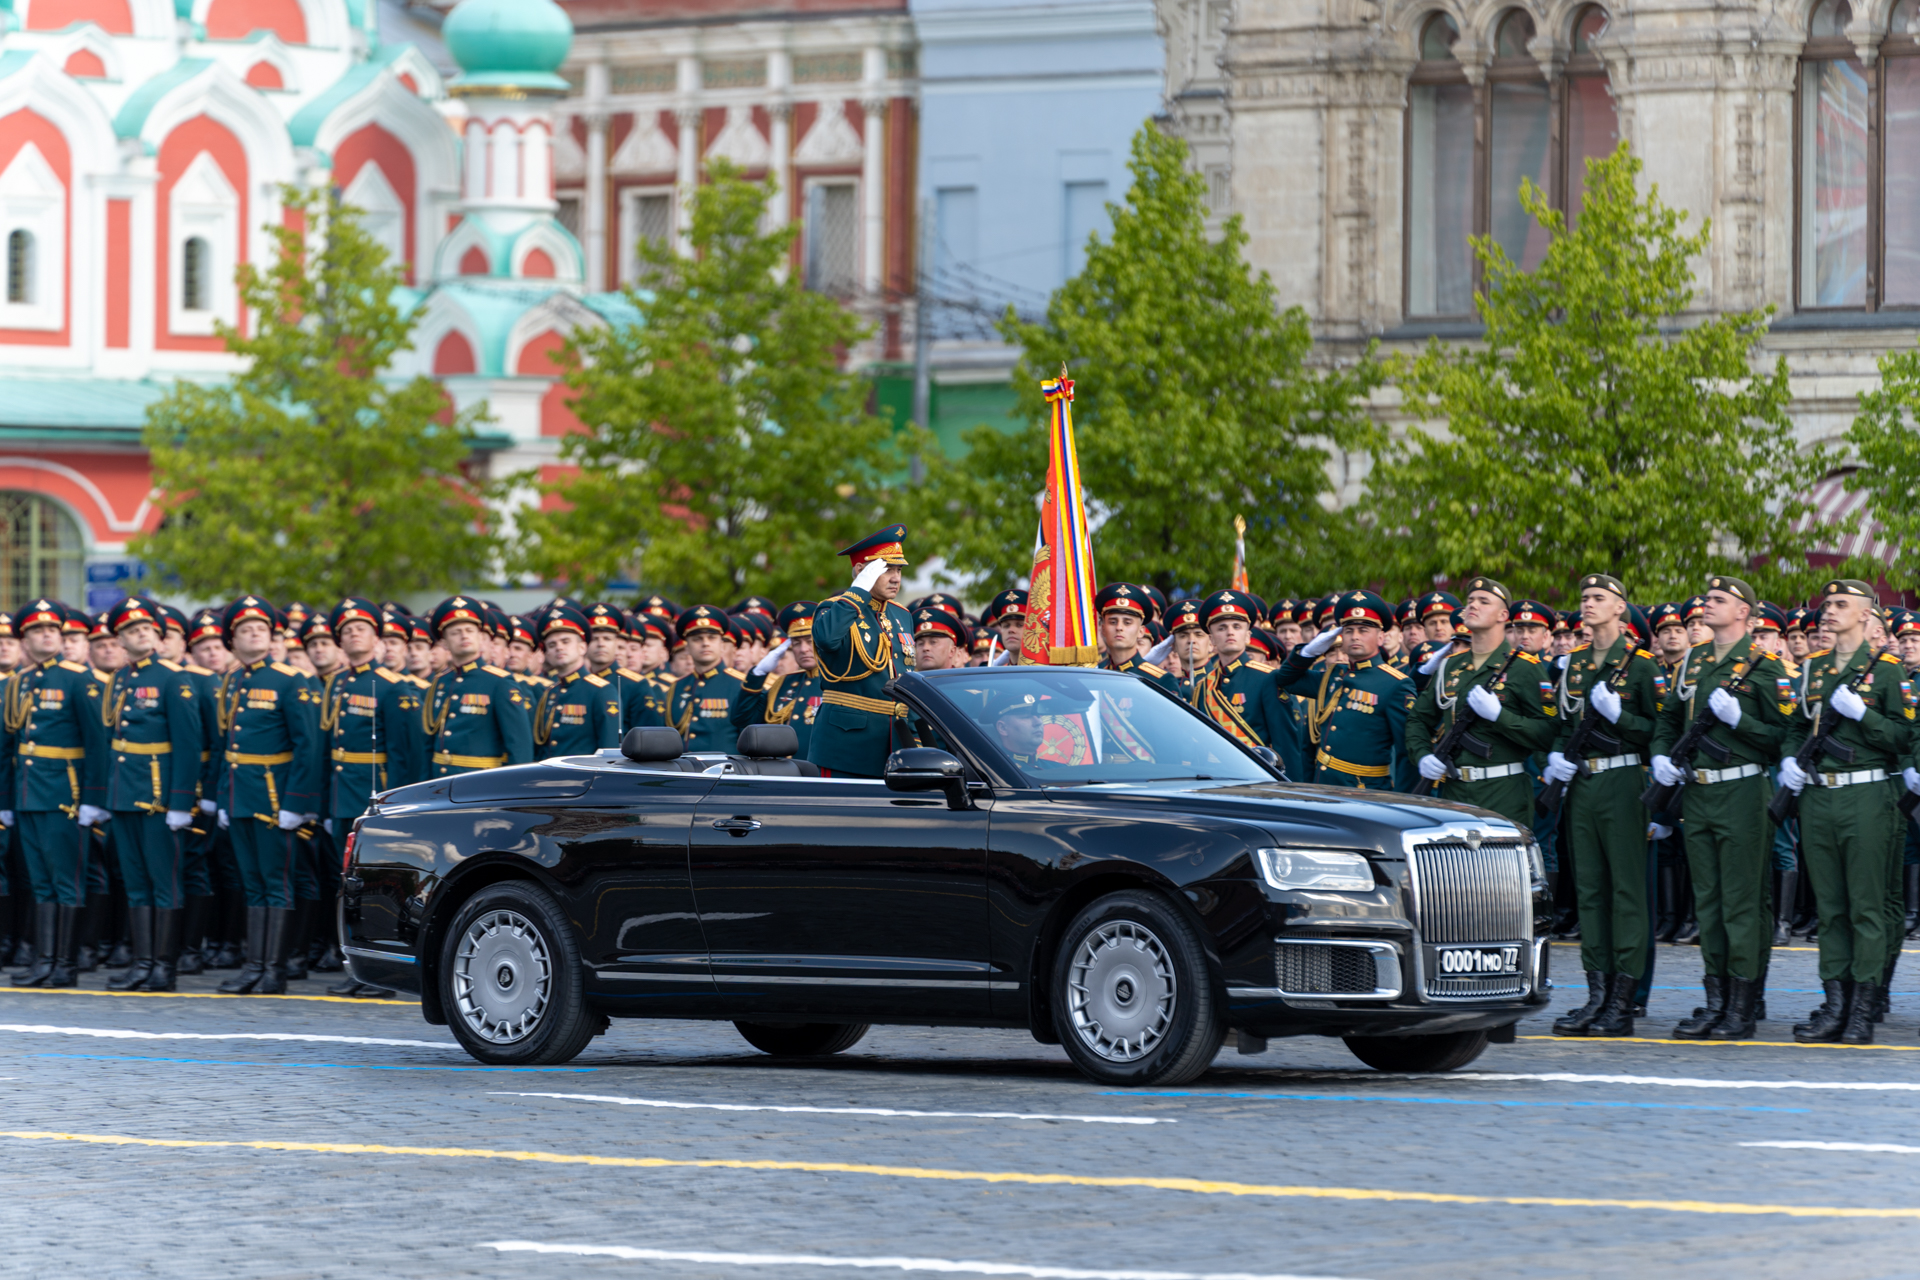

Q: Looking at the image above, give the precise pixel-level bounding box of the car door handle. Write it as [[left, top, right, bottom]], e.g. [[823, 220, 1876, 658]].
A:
[[710, 817, 761, 836]]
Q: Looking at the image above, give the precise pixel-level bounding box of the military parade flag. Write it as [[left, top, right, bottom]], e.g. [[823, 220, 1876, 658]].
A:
[[1020, 368, 1099, 666], [1230, 514, 1250, 594]]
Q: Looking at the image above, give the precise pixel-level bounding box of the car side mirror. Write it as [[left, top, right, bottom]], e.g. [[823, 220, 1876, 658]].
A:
[[885, 747, 970, 810], [1250, 745, 1279, 772]]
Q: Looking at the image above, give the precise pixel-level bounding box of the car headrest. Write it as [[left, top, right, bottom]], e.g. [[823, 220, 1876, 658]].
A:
[[737, 723, 798, 759], [621, 726, 685, 762]]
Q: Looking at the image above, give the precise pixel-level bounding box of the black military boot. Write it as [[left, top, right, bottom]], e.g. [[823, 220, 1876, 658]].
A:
[[1587, 972, 1639, 1037], [144, 908, 180, 993], [0, 892, 12, 970], [175, 895, 212, 975], [1673, 975, 1726, 1038], [281, 898, 312, 981], [311, 933, 343, 974], [1654, 866, 1679, 943], [1842, 980, 1882, 1044], [208, 894, 245, 969], [1794, 979, 1850, 1042], [1706, 976, 1758, 1040], [1553, 971, 1609, 1036], [1881, 949, 1902, 1024], [216, 906, 268, 994], [107, 907, 154, 991], [255, 908, 293, 996], [77, 891, 112, 972], [1674, 905, 1700, 945], [11, 902, 57, 986], [44, 904, 80, 988], [1773, 868, 1798, 947]]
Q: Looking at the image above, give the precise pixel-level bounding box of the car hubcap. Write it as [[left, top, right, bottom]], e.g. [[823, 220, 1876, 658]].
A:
[[1067, 920, 1176, 1062], [452, 909, 551, 1044]]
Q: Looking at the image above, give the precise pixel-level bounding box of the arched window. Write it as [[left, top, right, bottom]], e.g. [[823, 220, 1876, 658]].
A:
[[1564, 5, 1618, 223], [182, 236, 209, 311], [6, 230, 31, 305], [1799, 0, 1868, 307], [1488, 9, 1551, 271], [0, 493, 84, 611], [1407, 13, 1475, 317]]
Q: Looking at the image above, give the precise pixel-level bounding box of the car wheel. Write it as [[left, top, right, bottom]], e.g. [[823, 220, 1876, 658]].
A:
[[733, 1021, 870, 1056], [1344, 1029, 1491, 1073], [440, 880, 601, 1066], [1052, 889, 1223, 1087]]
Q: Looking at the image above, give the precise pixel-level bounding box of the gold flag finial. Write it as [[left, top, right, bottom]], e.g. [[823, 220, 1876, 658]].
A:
[[1234, 514, 1246, 537]]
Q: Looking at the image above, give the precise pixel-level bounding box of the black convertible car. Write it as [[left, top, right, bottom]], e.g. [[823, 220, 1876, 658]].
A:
[[340, 666, 1550, 1086]]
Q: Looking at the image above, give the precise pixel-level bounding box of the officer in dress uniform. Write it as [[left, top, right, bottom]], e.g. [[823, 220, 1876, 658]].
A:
[[732, 601, 825, 757], [1, 598, 109, 987], [423, 597, 533, 778], [214, 597, 323, 995], [1095, 584, 1181, 695], [1406, 577, 1554, 829], [1164, 599, 1207, 695], [1275, 591, 1413, 788], [1187, 590, 1298, 773], [1649, 576, 1793, 1040], [1778, 580, 1912, 1044], [532, 603, 621, 759], [586, 602, 660, 734], [980, 589, 1029, 662], [805, 525, 918, 778], [97, 596, 201, 992], [1542, 574, 1665, 1038], [670, 606, 748, 754]]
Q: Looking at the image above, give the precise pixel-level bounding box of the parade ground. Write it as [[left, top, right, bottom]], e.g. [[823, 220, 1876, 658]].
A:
[[2, 941, 1916, 1280]]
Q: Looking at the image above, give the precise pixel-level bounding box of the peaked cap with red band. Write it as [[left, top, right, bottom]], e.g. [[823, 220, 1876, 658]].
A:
[[839, 523, 910, 568]]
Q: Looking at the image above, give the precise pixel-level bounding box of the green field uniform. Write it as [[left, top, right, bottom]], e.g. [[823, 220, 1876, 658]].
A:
[[1650, 636, 1793, 981], [1787, 646, 1914, 984], [1556, 637, 1664, 979], [1405, 643, 1555, 829]]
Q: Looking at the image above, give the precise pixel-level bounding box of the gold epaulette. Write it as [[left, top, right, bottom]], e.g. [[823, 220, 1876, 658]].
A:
[[583, 673, 608, 687], [185, 663, 213, 675], [1516, 650, 1542, 664], [1571, 642, 1592, 653], [483, 664, 510, 676], [1247, 659, 1274, 673], [1809, 647, 1833, 659], [617, 667, 644, 680], [1138, 661, 1167, 677], [271, 661, 301, 677], [58, 660, 88, 672], [723, 667, 745, 679], [1880, 651, 1903, 664], [375, 667, 401, 683], [1635, 648, 1654, 661], [158, 659, 183, 671], [1380, 663, 1410, 680]]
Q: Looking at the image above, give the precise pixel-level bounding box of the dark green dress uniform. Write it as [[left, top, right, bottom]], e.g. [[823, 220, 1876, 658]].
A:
[[806, 526, 918, 778], [672, 664, 747, 754], [218, 655, 323, 906], [533, 668, 622, 759], [1105, 652, 1181, 696], [322, 660, 425, 818], [1406, 642, 1555, 829], [1275, 591, 1413, 788], [425, 661, 533, 775], [1186, 590, 1304, 778], [103, 652, 201, 909], [1788, 637, 1912, 994], [733, 601, 824, 757], [1650, 631, 1792, 992], [1, 616, 109, 909], [1554, 630, 1664, 988]]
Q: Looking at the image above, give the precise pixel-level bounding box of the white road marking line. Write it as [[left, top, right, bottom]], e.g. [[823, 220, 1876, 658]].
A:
[[1742, 1141, 1920, 1155], [491, 1091, 1170, 1125], [1443, 1072, 1920, 1093], [479, 1242, 1359, 1280], [0, 1023, 453, 1049]]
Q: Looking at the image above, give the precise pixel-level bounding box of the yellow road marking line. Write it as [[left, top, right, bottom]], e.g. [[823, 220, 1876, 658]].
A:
[[0, 986, 412, 1006], [4, 1129, 1918, 1219], [1520, 1035, 1919, 1052]]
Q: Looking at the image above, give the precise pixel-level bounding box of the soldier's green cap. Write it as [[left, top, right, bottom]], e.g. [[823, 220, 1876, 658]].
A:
[[1579, 573, 1627, 600], [1704, 576, 1757, 608], [1463, 576, 1511, 604], [1822, 578, 1876, 602]]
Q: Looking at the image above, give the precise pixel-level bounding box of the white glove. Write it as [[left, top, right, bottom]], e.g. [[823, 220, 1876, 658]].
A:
[[303, 812, 319, 824], [1649, 823, 1674, 841], [217, 808, 229, 829], [1301, 628, 1339, 658], [198, 798, 216, 814], [752, 639, 791, 677], [276, 810, 304, 831], [76, 804, 108, 828], [1543, 751, 1578, 784], [1417, 753, 1449, 781], [0, 810, 14, 828], [324, 818, 334, 837], [1144, 635, 1175, 665], [1708, 687, 1742, 727], [165, 810, 193, 831], [1556, 653, 1570, 671], [1418, 647, 1448, 676], [1651, 754, 1684, 787], [1467, 684, 1502, 721], [1589, 681, 1622, 724], [1831, 684, 1867, 722], [852, 558, 888, 592], [1777, 756, 1808, 794], [1905, 766, 1920, 796]]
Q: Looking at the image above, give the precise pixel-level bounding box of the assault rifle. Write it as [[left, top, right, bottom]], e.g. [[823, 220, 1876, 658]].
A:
[[1770, 647, 1886, 826], [1411, 647, 1525, 798], [1536, 655, 1634, 820], [1640, 668, 1751, 813]]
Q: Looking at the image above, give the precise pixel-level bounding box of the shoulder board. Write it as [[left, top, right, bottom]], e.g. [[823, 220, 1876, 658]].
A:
[[1138, 661, 1167, 677], [652, 672, 678, 686], [582, 673, 609, 687], [374, 667, 401, 683], [1380, 663, 1410, 680], [482, 664, 509, 676], [409, 674, 430, 687], [157, 659, 183, 671], [185, 663, 212, 675], [91, 667, 110, 679], [270, 661, 301, 677], [1880, 651, 1903, 664], [616, 667, 644, 679], [1246, 659, 1274, 673], [1516, 651, 1541, 664], [1572, 642, 1592, 653], [58, 660, 88, 673], [1810, 648, 1833, 658], [1634, 648, 1654, 661], [722, 667, 746, 679]]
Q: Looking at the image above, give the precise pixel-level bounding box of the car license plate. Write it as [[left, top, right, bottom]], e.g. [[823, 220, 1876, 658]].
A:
[[1434, 945, 1520, 976]]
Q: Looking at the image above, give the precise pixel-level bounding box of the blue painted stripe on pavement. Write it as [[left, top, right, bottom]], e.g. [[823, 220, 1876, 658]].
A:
[[29, 1053, 595, 1072], [1108, 1092, 1808, 1113]]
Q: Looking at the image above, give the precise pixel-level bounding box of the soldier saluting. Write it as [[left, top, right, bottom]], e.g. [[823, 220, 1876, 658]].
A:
[[1276, 590, 1413, 788], [806, 525, 917, 778], [731, 601, 824, 758]]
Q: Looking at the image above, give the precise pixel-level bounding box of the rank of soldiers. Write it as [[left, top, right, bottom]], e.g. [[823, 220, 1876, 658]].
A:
[[1, 528, 1915, 1047]]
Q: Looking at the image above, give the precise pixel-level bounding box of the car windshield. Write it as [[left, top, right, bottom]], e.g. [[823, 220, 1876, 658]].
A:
[[921, 668, 1273, 788]]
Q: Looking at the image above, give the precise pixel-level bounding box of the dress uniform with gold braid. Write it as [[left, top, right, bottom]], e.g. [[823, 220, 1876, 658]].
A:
[[806, 525, 918, 778], [532, 603, 622, 759], [732, 601, 824, 758], [423, 596, 533, 776], [321, 597, 425, 817], [586, 602, 662, 734], [669, 605, 747, 754], [1184, 590, 1299, 777], [1095, 583, 1182, 697], [1274, 590, 1412, 787]]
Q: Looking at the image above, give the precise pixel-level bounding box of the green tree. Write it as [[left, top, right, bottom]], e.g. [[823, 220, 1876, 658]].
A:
[[1844, 348, 1920, 586], [1365, 144, 1843, 604], [516, 163, 913, 604], [912, 124, 1383, 597], [136, 187, 496, 602]]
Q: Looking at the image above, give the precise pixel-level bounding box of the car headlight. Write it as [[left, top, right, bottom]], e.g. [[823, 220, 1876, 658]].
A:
[[1524, 840, 1547, 890], [1256, 847, 1375, 892]]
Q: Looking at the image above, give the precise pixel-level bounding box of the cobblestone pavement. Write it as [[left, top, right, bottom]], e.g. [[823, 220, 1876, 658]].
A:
[[3, 941, 1919, 1280]]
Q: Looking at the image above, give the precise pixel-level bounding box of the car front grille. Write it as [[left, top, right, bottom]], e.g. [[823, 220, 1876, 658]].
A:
[[1275, 943, 1378, 996], [1406, 832, 1531, 1000]]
